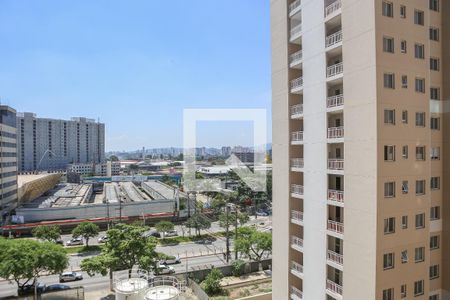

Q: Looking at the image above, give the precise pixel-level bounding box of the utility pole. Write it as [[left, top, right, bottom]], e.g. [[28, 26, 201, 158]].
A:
[[225, 202, 230, 263], [234, 204, 238, 260]]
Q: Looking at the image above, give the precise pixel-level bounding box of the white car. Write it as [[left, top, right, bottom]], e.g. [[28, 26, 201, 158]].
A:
[[59, 271, 83, 282], [66, 238, 83, 246], [164, 230, 178, 237], [97, 236, 108, 243], [160, 256, 181, 265], [156, 265, 175, 275]]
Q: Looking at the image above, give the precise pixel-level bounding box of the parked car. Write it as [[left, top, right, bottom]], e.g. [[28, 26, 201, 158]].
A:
[[55, 239, 64, 245], [256, 210, 269, 217], [18, 283, 46, 296], [59, 271, 83, 283], [143, 230, 161, 238], [160, 256, 181, 265], [46, 284, 71, 292], [195, 239, 212, 245], [66, 237, 83, 246], [97, 236, 108, 243], [156, 265, 175, 275], [163, 230, 178, 237]]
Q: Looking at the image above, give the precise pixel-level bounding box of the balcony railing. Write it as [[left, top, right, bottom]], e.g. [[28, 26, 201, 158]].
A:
[[328, 159, 344, 170], [290, 77, 303, 90], [291, 235, 304, 249], [291, 158, 304, 169], [291, 131, 304, 142], [290, 24, 302, 38], [325, 30, 343, 48], [327, 62, 343, 78], [327, 126, 344, 139], [291, 184, 304, 195], [327, 279, 343, 296], [291, 210, 304, 222], [327, 94, 344, 108], [289, 0, 302, 13], [325, 0, 342, 17], [328, 189, 344, 203], [290, 50, 303, 65], [327, 250, 344, 265], [290, 286, 303, 299], [327, 220, 344, 234], [291, 261, 304, 275], [290, 104, 303, 116]]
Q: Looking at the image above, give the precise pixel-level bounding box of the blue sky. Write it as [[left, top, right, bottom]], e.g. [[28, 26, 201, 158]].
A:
[[0, 1, 271, 151]]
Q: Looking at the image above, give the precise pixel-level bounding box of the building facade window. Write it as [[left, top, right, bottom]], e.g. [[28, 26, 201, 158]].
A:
[[400, 284, 407, 298], [402, 146, 408, 159], [401, 75, 408, 88], [415, 78, 425, 93], [415, 213, 425, 229], [384, 217, 395, 234], [383, 288, 394, 300], [430, 87, 440, 100], [384, 109, 395, 124], [414, 10, 424, 25], [430, 235, 440, 249], [401, 215, 408, 229], [415, 44, 425, 59], [430, 27, 439, 41], [383, 253, 395, 270], [430, 177, 440, 190], [416, 180, 425, 195], [430, 0, 439, 11], [402, 110, 408, 123], [430, 265, 439, 279], [401, 40, 407, 53], [430, 117, 440, 130], [400, 5, 406, 18], [416, 146, 426, 160], [384, 146, 395, 161], [384, 182, 395, 197], [430, 58, 440, 71], [430, 206, 440, 220], [414, 280, 424, 296], [384, 73, 395, 89], [415, 113, 425, 127], [431, 147, 440, 160], [401, 250, 408, 263], [383, 37, 395, 53], [382, 1, 394, 17], [415, 247, 425, 262]]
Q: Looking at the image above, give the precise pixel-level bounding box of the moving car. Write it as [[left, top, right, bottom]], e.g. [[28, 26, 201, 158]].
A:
[[59, 271, 83, 283], [66, 237, 83, 246], [97, 236, 108, 243], [164, 230, 178, 237], [46, 284, 71, 292], [18, 283, 46, 296], [156, 265, 175, 275], [160, 256, 181, 265], [143, 230, 161, 238], [195, 239, 212, 245]]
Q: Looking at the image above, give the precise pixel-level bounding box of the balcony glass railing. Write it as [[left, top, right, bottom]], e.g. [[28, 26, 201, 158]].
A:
[[328, 189, 344, 203], [291, 235, 304, 248], [289, 50, 303, 65], [291, 286, 303, 299], [290, 104, 303, 116], [290, 77, 303, 90], [328, 159, 344, 170], [291, 184, 304, 195], [327, 62, 343, 78], [291, 210, 304, 222], [325, 0, 342, 17], [290, 24, 302, 38], [291, 158, 304, 169], [291, 131, 304, 142], [327, 220, 344, 234], [326, 30, 343, 48], [327, 279, 343, 295], [327, 250, 344, 265], [289, 0, 302, 14], [327, 126, 344, 139], [327, 94, 344, 108], [291, 261, 304, 275]]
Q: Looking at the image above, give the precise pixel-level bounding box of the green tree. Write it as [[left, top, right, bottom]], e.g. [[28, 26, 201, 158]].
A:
[[80, 224, 159, 282], [210, 194, 226, 213], [235, 226, 272, 262], [109, 155, 119, 161], [218, 211, 249, 230], [202, 268, 224, 296], [184, 213, 211, 236], [155, 221, 174, 239], [32, 225, 61, 243], [0, 239, 68, 292], [72, 222, 100, 247]]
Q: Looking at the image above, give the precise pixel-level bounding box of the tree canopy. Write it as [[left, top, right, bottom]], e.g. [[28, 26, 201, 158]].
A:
[[218, 211, 249, 230], [155, 221, 174, 238], [32, 225, 61, 243], [184, 213, 211, 236], [0, 239, 68, 290], [72, 222, 100, 247], [234, 226, 272, 262]]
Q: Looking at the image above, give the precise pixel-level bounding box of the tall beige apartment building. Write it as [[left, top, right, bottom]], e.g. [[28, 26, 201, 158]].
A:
[[271, 0, 449, 299]]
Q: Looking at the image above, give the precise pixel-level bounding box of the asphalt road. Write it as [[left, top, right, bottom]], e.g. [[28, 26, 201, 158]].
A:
[[0, 253, 229, 298]]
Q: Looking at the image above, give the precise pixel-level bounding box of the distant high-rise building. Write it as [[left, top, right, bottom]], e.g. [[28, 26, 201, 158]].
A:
[[17, 113, 105, 171], [271, 0, 449, 299], [221, 146, 232, 157], [0, 106, 18, 219]]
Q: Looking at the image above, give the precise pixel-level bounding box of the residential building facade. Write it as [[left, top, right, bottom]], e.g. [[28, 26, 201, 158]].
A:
[[0, 106, 18, 220], [271, 0, 449, 299], [17, 113, 105, 171], [67, 161, 120, 177]]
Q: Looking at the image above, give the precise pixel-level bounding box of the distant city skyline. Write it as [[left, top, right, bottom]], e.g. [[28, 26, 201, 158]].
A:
[[0, 0, 271, 151]]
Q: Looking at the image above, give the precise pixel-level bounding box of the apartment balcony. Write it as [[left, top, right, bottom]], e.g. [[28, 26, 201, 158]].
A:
[[325, 0, 342, 20], [327, 126, 344, 140], [291, 158, 304, 171], [290, 261, 304, 279], [291, 210, 304, 226], [327, 250, 344, 270], [325, 30, 342, 51], [326, 63, 343, 82], [290, 104, 303, 119], [328, 159, 344, 171], [291, 131, 304, 145], [290, 286, 303, 300], [289, 50, 303, 68], [291, 184, 304, 198], [328, 189, 344, 207], [291, 235, 304, 252], [290, 24, 302, 44], [327, 220, 344, 238], [290, 77, 303, 94], [289, 0, 302, 17], [327, 94, 344, 110], [326, 279, 343, 299]]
